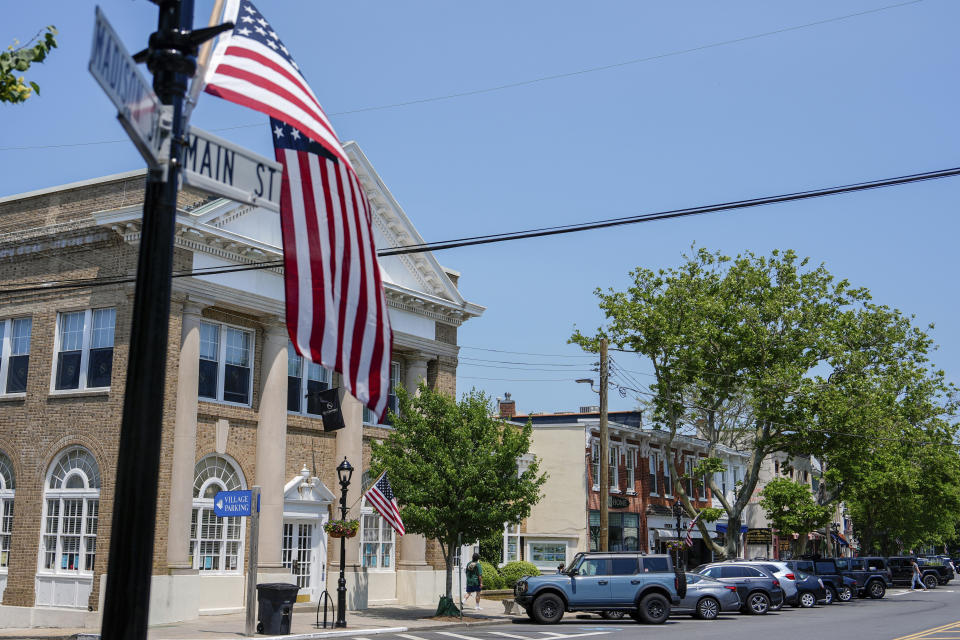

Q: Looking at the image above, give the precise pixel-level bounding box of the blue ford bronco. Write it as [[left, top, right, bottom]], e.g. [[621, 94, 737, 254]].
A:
[[514, 552, 685, 625]]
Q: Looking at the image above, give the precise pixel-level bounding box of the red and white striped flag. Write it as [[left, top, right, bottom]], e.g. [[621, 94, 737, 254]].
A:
[[364, 472, 405, 536], [200, 0, 393, 419], [684, 511, 701, 548]]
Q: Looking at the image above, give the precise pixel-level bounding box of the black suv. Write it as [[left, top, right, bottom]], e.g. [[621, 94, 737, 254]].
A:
[[887, 556, 948, 589], [784, 558, 857, 604], [834, 556, 892, 599]]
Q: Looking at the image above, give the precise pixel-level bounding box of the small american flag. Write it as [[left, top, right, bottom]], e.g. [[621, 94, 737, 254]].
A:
[[684, 511, 701, 548], [364, 472, 405, 536], [200, 0, 393, 420]]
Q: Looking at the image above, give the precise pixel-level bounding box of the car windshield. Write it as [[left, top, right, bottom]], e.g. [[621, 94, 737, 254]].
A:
[[835, 559, 850, 570], [567, 553, 584, 574]]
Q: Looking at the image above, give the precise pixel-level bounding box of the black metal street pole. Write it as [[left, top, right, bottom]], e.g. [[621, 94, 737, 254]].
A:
[[100, 2, 194, 639], [674, 501, 683, 571], [335, 459, 352, 628]]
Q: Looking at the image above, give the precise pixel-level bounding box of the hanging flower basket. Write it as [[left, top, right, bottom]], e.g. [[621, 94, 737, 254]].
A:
[[324, 519, 360, 538]]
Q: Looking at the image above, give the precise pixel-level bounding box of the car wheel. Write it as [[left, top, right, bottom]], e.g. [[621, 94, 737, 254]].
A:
[[601, 610, 626, 620], [838, 585, 853, 602], [823, 587, 835, 605], [531, 593, 564, 624], [747, 592, 770, 615], [923, 575, 938, 590], [637, 593, 671, 624], [695, 596, 720, 620], [868, 581, 886, 599], [799, 591, 817, 608]]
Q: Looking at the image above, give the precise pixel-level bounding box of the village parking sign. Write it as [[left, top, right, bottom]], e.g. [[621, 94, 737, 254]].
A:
[[214, 490, 253, 517]]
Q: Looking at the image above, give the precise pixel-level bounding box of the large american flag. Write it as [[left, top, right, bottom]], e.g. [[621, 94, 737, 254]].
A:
[[364, 472, 405, 536], [201, 0, 393, 420]]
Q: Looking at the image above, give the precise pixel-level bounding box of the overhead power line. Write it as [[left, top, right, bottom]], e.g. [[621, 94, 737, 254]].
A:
[[3, 165, 959, 297], [0, 0, 923, 152]]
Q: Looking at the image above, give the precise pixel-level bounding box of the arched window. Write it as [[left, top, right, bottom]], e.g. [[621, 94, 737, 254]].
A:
[[191, 454, 245, 573], [40, 447, 100, 574], [0, 451, 14, 569]]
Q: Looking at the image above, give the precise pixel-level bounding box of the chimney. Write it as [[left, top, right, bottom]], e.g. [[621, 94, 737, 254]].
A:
[[498, 392, 516, 418]]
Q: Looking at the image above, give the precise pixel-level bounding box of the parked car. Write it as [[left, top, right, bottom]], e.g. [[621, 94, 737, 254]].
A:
[[792, 571, 828, 608], [918, 557, 954, 585], [783, 558, 857, 604], [887, 556, 944, 589], [694, 562, 785, 615], [672, 573, 742, 620], [514, 552, 685, 625], [834, 556, 892, 599], [733, 560, 798, 609]]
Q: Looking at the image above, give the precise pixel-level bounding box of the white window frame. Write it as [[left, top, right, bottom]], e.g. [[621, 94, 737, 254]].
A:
[[190, 454, 246, 574], [685, 456, 695, 498], [38, 447, 100, 577], [625, 446, 637, 494], [663, 454, 673, 497], [50, 309, 115, 394], [363, 361, 401, 426], [359, 500, 395, 571], [609, 444, 620, 493], [590, 441, 600, 490], [527, 540, 567, 569], [0, 317, 31, 396], [0, 451, 13, 571], [286, 341, 332, 417], [648, 450, 659, 496], [503, 522, 520, 565], [197, 320, 255, 407]]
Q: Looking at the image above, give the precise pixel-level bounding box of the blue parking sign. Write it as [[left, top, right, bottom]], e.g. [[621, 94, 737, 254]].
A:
[[214, 490, 252, 517]]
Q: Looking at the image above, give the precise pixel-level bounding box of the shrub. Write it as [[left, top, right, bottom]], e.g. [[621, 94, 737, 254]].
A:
[[500, 560, 540, 588], [478, 560, 504, 590]]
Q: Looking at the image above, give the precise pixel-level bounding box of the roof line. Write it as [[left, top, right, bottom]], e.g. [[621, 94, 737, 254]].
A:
[[0, 169, 147, 205]]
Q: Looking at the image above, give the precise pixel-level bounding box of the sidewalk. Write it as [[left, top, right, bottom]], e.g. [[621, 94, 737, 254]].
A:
[[0, 598, 519, 640]]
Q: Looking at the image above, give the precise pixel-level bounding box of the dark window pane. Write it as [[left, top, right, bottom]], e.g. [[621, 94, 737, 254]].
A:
[[198, 360, 218, 399], [643, 557, 671, 573], [720, 566, 746, 578], [287, 375, 302, 412], [6, 354, 28, 393], [382, 393, 397, 425], [745, 567, 765, 577], [611, 557, 637, 575], [305, 378, 328, 415], [815, 562, 836, 574], [87, 347, 113, 388], [56, 351, 82, 390], [223, 364, 250, 404]]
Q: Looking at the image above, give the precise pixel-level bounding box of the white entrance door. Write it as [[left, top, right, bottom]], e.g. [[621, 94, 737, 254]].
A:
[[282, 520, 325, 601]]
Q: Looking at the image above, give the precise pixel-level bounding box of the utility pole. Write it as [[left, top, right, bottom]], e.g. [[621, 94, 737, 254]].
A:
[[97, 3, 231, 638], [599, 338, 609, 551]]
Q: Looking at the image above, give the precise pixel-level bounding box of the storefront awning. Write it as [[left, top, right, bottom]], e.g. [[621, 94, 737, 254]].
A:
[[653, 528, 716, 539], [715, 523, 748, 535], [831, 532, 850, 547]]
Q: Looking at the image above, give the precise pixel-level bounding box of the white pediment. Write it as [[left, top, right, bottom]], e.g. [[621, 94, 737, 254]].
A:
[[284, 474, 336, 505]]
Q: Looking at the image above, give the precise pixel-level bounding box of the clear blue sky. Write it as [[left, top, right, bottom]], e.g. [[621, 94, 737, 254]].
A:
[[3, 1, 958, 414]]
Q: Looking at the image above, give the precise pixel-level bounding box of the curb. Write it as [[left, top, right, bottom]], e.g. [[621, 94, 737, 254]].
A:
[[256, 625, 409, 640]]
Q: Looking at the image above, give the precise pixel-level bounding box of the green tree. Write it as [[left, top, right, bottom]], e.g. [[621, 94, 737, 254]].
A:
[[572, 247, 958, 558], [1, 27, 58, 104], [759, 478, 832, 554], [370, 383, 547, 600]]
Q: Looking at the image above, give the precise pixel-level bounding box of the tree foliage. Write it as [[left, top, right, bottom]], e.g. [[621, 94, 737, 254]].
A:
[[572, 247, 960, 558], [759, 478, 832, 553], [370, 383, 546, 598], [1, 27, 58, 104]]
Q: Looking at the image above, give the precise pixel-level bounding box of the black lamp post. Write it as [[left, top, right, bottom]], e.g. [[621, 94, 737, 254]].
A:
[[673, 500, 685, 570], [335, 457, 353, 628], [831, 522, 840, 558]]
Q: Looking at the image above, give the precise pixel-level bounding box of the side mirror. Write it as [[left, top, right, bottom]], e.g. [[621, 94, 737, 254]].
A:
[[568, 569, 579, 576]]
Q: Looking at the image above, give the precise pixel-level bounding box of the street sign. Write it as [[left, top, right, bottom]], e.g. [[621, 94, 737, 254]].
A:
[[213, 489, 253, 517], [181, 127, 283, 212], [89, 7, 165, 167]]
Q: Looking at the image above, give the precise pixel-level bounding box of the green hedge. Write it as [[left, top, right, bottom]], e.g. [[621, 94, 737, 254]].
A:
[[500, 560, 540, 588], [478, 560, 504, 590]]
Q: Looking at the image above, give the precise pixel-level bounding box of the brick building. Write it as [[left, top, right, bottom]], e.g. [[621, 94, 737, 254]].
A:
[[0, 142, 483, 627], [502, 401, 750, 570]]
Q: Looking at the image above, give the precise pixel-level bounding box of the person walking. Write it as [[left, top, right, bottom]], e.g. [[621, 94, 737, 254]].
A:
[[911, 558, 928, 591], [464, 553, 484, 610]]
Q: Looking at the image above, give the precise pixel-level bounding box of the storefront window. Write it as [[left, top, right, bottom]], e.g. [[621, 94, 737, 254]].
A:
[[589, 511, 640, 551], [529, 542, 566, 568]]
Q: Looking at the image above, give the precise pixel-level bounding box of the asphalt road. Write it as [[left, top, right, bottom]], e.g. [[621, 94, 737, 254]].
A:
[[372, 587, 960, 640]]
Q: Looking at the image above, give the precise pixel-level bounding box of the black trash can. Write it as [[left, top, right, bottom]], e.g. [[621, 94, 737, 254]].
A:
[[256, 583, 300, 635]]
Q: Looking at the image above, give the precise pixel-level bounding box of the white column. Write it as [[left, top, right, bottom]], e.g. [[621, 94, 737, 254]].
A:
[[404, 353, 430, 396], [166, 300, 205, 571], [255, 322, 289, 569]]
